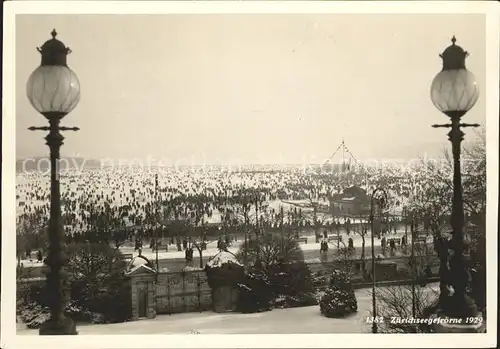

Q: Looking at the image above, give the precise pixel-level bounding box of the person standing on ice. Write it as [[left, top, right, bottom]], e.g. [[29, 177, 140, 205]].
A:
[[185, 247, 193, 266], [176, 236, 182, 251], [389, 238, 396, 253], [320, 240, 328, 262]]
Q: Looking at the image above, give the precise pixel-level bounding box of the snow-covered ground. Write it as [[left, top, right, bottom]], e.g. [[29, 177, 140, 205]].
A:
[[17, 284, 439, 335]]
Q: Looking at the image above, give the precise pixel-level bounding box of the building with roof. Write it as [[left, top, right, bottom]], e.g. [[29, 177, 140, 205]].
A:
[[329, 186, 371, 217]]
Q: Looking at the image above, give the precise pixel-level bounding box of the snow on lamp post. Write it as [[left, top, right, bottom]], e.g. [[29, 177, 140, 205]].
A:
[[430, 36, 481, 324], [26, 29, 81, 335]]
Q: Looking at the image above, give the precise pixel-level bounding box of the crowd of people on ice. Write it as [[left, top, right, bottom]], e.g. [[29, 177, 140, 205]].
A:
[[16, 161, 446, 262]]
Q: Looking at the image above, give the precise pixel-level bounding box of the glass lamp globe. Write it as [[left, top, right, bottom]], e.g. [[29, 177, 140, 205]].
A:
[[430, 36, 479, 117], [430, 69, 479, 115], [26, 29, 80, 118], [27, 65, 80, 116]]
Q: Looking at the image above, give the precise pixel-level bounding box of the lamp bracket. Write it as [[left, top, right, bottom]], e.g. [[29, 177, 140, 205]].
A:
[[432, 123, 480, 129], [28, 126, 80, 132], [60, 126, 80, 131], [432, 124, 452, 128], [28, 126, 50, 131], [460, 123, 480, 128]]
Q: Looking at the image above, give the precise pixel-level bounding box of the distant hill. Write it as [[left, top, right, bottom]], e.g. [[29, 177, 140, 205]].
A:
[[16, 157, 101, 173]]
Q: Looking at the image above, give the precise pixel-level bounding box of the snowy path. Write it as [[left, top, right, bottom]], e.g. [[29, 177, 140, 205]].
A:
[[18, 231, 433, 268], [17, 284, 438, 335], [123, 231, 429, 261]]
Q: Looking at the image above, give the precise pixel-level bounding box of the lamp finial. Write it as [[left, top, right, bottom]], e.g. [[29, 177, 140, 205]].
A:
[[37, 29, 70, 66], [438, 35, 467, 71]]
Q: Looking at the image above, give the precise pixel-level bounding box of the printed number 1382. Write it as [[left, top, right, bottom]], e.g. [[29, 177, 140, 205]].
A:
[[366, 316, 384, 324]]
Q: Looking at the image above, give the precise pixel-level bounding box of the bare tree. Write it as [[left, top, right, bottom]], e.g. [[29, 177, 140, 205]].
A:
[[417, 129, 485, 229], [286, 179, 331, 243], [333, 240, 356, 274], [236, 230, 303, 272], [411, 129, 486, 307], [80, 205, 134, 270], [167, 195, 212, 268], [66, 242, 127, 283], [352, 213, 370, 268], [372, 284, 439, 333], [16, 213, 47, 267]]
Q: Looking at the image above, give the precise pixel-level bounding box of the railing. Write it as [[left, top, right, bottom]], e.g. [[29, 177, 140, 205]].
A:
[[351, 276, 440, 289]]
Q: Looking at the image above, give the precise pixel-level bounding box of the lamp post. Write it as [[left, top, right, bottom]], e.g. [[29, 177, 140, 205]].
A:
[[369, 187, 388, 334], [154, 173, 160, 273], [410, 212, 416, 319], [26, 29, 81, 335], [403, 206, 408, 245], [430, 36, 479, 319]]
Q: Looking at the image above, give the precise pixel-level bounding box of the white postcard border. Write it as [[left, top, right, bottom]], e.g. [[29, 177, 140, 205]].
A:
[[2, 1, 499, 348]]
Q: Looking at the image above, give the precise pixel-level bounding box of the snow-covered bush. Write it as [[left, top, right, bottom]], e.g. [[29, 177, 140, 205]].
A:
[[319, 269, 358, 318], [469, 222, 486, 316], [311, 270, 330, 291], [329, 269, 353, 290], [90, 312, 106, 324], [236, 269, 274, 313], [64, 302, 92, 322], [18, 303, 50, 329], [274, 292, 318, 309], [206, 251, 242, 269], [268, 261, 317, 308], [205, 251, 244, 289], [205, 251, 245, 312], [17, 301, 96, 329], [319, 287, 358, 318], [16, 280, 47, 307], [236, 231, 316, 310], [314, 290, 327, 303]]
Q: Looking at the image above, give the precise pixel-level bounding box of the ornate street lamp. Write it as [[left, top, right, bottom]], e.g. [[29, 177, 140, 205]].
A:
[[430, 36, 480, 320], [369, 187, 388, 334], [154, 173, 160, 273], [26, 29, 80, 335]]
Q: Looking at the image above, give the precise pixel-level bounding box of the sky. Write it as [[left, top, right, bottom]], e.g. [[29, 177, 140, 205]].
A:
[[15, 14, 486, 165]]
